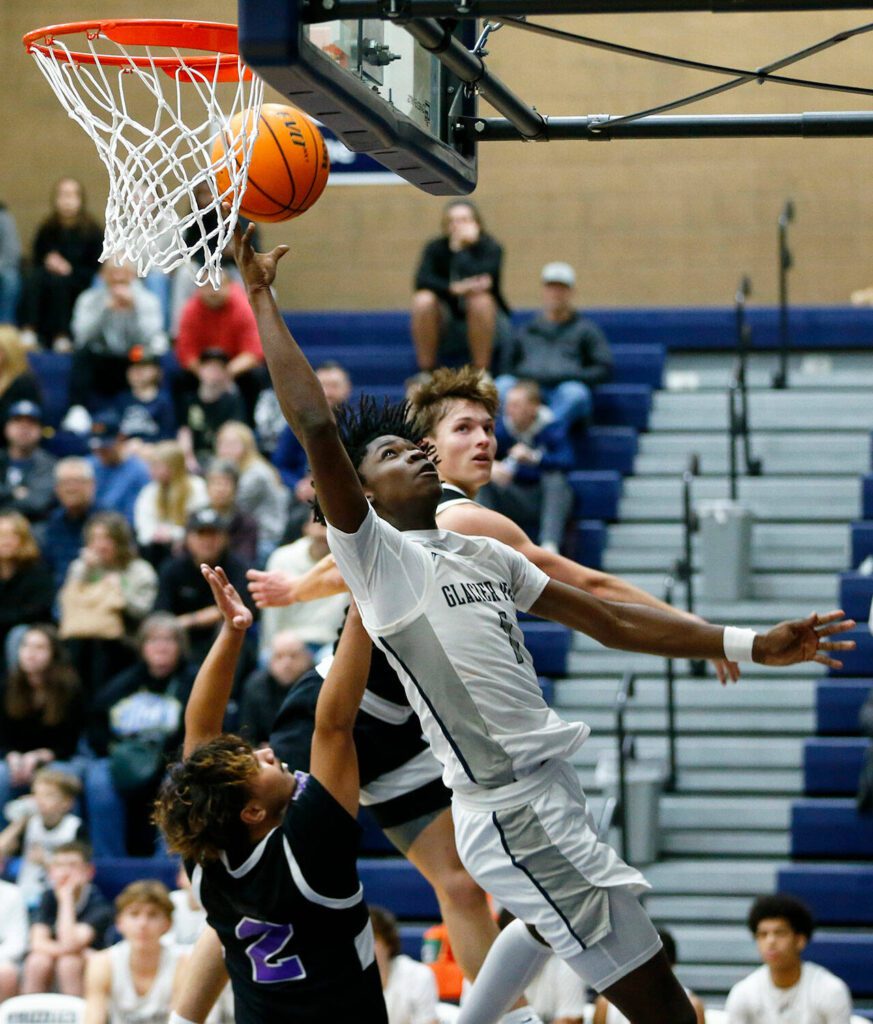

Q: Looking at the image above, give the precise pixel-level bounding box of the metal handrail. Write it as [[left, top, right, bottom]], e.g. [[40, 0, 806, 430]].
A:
[[662, 577, 678, 793], [772, 199, 794, 390], [728, 276, 763, 499], [675, 453, 700, 616], [614, 669, 637, 863]]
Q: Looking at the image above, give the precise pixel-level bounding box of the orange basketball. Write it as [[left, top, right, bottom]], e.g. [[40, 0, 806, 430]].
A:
[[212, 103, 330, 223]]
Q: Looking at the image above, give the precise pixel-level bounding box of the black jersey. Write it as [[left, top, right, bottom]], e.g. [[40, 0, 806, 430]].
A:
[[189, 774, 387, 1024]]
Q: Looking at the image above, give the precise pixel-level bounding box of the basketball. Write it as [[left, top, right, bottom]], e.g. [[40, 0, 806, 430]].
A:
[[212, 103, 330, 223]]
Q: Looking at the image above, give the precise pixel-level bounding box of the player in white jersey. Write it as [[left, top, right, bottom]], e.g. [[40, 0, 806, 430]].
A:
[[228, 219, 854, 1024]]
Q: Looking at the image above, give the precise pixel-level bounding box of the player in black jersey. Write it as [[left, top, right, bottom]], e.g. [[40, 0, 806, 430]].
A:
[[153, 565, 387, 1024]]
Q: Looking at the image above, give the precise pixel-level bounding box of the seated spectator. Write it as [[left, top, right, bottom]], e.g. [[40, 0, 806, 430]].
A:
[[69, 261, 165, 413], [0, 876, 27, 1000], [18, 177, 103, 351], [204, 459, 258, 565], [37, 457, 97, 592], [496, 262, 613, 430], [478, 379, 575, 553], [0, 512, 54, 675], [84, 880, 184, 1024], [84, 613, 194, 857], [0, 326, 42, 441], [134, 441, 208, 567], [0, 401, 56, 521], [248, 514, 349, 658], [0, 626, 85, 820], [154, 508, 256, 663], [177, 348, 246, 472], [412, 200, 510, 372], [215, 421, 288, 561], [114, 346, 176, 448], [371, 905, 439, 1024], [0, 769, 85, 914], [0, 202, 21, 326], [175, 271, 264, 419], [725, 893, 853, 1023], [89, 410, 150, 525], [21, 840, 113, 996], [238, 629, 313, 747], [593, 928, 704, 1024], [58, 511, 157, 690]]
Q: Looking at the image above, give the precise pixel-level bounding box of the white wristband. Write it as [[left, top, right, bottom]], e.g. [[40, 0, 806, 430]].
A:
[[723, 626, 758, 663]]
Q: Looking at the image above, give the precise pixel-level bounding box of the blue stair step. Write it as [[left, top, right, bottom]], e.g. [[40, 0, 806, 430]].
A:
[[778, 864, 873, 925], [827, 629, 873, 678], [817, 680, 872, 734], [839, 573, 873, 622], [572, 520, 607, 570], [568, 470, 623, 521], [521, 622, 571, 677], [358, 858, 440, 919], [805, 934, 873, 996], [804, 738, 866, 795], [574, 427, 638, 475], [791, 798, 873, 858], [593, 385, 652, 431]]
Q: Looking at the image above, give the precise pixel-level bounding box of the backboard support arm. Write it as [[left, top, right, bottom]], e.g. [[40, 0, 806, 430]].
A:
[[457, 110, 873, 141]]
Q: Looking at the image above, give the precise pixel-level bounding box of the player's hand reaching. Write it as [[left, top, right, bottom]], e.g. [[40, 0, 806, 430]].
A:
[[247, 567, 298, 608], [226, 203, 289, 294], [754, 610, 855, 668], [201, 564, 253, 631]]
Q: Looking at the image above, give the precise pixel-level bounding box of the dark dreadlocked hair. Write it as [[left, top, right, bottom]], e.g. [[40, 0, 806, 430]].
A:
[[311, 395, 436, 524]]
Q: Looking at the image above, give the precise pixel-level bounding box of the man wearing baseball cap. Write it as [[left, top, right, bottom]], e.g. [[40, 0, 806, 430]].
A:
[[88, 409, 150, 525], [0, 400, 56, 521], [495, 261, 613, 431]]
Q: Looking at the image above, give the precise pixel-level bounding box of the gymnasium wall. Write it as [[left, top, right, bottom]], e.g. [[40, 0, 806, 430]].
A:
[[4, 3, 873, 311]]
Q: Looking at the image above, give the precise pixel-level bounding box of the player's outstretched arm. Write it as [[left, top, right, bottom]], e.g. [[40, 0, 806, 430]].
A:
[[439, 500, 739, 683], [310, 602, 372, 817], [531, 580, 855, 667], [231, 217, 367, 534], [183, 565, 253, 757], [171, 926, 229, 1024], [246, 554, 347, 608]]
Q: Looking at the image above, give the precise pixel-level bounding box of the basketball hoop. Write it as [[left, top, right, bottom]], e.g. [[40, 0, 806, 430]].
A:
[[23, 20, 265, 287]]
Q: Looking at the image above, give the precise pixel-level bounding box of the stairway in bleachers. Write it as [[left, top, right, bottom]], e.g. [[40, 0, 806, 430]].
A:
[[553, 348, 873, 1013]]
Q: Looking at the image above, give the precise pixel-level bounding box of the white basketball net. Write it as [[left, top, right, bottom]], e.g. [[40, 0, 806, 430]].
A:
[[27, 27, 264, 288]]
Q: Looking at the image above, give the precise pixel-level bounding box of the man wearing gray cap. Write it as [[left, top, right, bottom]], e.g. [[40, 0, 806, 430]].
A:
[[496, 262, 612, 431]]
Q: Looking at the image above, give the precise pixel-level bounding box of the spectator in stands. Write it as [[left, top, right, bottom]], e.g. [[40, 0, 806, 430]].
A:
[[725, 893, 853, 1023], [84, 612, 194, 857], [412, 200, 509, 374], [0, 769, 86, 914], [215, 421, 288, 561], [0, 876, 27, 1000], [0, 625, 84, 824], [248, 514, 349, 659], [89, 409, 150, 525], [0, 400, 56, 521], [0, 512, 54, 675], [238, 630, 313, 746], [18, 178, 104, 351], [58, 511, 157, 690], [37, 457, 96, 592], [84, 881, 184, 1024], [175, 271, 264, 419], [0, 203, 21, 327], [204, 459, 258, 565], [478, 379, 575, 554], [154, 508, 256, 663], [177, 348, 246, 472], [0, 326, 42, 441], [114, 346, 176, 447], [68, 261, 165, 414], [594, 928, 704, 1024], [134, 440, 208, 567], [21, 840, 113, 995], [371, 905, 439, 1024], [496, 262, 613, 431]]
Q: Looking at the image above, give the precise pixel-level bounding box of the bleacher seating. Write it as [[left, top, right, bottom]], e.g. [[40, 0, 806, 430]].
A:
[[838, 573, 873, 623], [803, 738, 866, 795], [816, 680, 872, 735], [791, 799, 873, 858], [778, 864, 873, 925], [805, 935, 873, 996], [826, 629, 873, 677], [520, 622, 572, 677], [572, 520, 607, 570], [567, 471, 623, 522]]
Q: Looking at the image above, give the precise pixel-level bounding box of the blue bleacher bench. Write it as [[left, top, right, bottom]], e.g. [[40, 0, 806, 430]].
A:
[[778, 864, 873, 926], [840, 573, 873, 623], [803, 738, 866, 795], [592, 385, 652, 431], [805, 934, 873, 996], [816, 679, 872, 735], [574, 427, 638, 476], [572, 520, 607, 570], [862, 476, 873, 521], [94, 858, 177, 900], [358, 859, 440, 919], [850, 521, 873, 569], [520, 622, 571, 677], [610, 345, 665, 389], [567, 471, 622, 522], [827, 629, 873, 678], [399, 924, 429, 961], [791, 799, 873, 858]]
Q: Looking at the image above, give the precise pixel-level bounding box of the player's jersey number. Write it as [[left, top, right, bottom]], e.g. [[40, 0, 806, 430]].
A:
[[236, 917, 306, 983], [497, 610, 525, 664]]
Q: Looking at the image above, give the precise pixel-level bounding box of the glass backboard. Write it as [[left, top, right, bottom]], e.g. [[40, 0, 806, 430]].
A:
[[238, 3, 478, 194]]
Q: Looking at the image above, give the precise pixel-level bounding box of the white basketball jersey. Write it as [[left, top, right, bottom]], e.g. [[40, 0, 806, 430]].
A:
[[109, 941, 180, 1024], [328, 506, 589, 794], [17, 813, 83, 908]]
